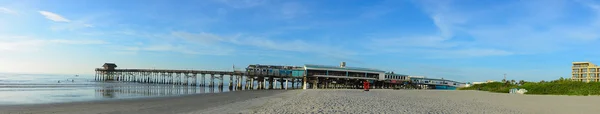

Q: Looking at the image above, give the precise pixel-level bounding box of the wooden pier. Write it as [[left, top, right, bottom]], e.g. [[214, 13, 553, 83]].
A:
[[95, 63, 460, 91], [95, 63, 304, 90]]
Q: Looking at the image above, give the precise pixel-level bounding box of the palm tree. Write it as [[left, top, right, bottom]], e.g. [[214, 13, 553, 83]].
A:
[[518, 80, 525, 85], [510, 79, 516, 85], [559, 77, 565, 81]]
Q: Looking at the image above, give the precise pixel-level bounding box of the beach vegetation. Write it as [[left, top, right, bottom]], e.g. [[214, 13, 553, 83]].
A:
[[459, 78, 600, 96]]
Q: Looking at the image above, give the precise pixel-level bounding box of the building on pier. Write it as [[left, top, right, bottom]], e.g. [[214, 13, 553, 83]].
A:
[[384, 72, 409, 84], [303, 63, 390, 89], [103, 63, 117, 70], [409, 76, 464, 90], [245, 64, 305, 90], [304, 64, 385, 80]]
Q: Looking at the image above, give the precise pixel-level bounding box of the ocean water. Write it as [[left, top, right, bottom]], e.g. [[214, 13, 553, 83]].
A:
[[0, 73, 237, 105]]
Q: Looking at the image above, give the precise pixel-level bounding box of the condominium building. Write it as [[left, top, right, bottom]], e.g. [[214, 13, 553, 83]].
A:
[[572, 62, 600, 82]]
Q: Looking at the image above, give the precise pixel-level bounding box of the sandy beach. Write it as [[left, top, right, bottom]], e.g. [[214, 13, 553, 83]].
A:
[[2, 89, 600, 114]]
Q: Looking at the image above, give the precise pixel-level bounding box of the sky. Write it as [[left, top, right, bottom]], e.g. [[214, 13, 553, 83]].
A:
[[1, 0, 600, 82]]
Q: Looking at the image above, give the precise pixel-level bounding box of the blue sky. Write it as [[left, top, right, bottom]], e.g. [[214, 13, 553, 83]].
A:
[[1, 0, 600, 82]]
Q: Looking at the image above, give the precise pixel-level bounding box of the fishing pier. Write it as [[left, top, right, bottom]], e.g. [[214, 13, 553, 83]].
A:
[[95, 62, 465, 90], [95, 63, 305, 90]]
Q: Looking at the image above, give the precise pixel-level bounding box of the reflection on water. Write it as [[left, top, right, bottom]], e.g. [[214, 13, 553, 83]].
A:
[[0, 73, 280, 105], [0, 83, 233, 105], [95, 84, 229, 99]]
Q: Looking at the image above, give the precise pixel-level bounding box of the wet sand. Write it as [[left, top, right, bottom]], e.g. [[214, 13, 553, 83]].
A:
[[0, 90, 286, 114], [3, 90, 600, 114]]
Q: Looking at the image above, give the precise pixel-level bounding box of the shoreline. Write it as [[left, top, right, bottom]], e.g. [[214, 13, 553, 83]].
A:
[[0, 90, 288, 114]]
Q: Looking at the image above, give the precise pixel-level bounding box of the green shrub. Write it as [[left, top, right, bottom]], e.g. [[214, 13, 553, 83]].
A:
[[459, 82, 517, 93], [460, 79, 600, 96]]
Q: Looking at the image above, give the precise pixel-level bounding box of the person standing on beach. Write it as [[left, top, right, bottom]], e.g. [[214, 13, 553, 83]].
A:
[[364, 80, 370, 91]]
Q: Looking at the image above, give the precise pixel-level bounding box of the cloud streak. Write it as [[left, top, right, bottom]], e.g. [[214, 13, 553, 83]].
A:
[[0, 7, 17, 15], [174, 31, 356, 57], [39, 11, 70, 22], [0, 35, 106, 52], [369, 0, 600, 58], [118, 31, 356, 61]]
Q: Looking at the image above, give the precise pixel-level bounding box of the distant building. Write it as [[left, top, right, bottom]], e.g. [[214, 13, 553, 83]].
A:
[[461, 83, 471, 87], [472, 80, 496, 85], [572, 62, 600, 82]]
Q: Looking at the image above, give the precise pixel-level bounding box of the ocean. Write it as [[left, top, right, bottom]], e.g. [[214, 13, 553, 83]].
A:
[[0, 73, 235, 105]]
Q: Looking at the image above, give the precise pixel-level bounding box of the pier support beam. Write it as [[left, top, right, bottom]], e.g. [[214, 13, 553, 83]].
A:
[[237, 75, 242, 90], [229, 74, 233, 90], [184, 73, 189, 85], [219, 74, 224, 89], [256, 78, 260, 90], [201, 74, 206, 87], [192, 73, 197, 86], [262, 78, 268, 89], [268, 77, 274, 89], [176, 73, 181, 85], [210, 74, 215, 87], [302, 76, 307, 90], [285, 79, 288, 90], [250, 77, 254, 90], [280, 78, 284, 89]]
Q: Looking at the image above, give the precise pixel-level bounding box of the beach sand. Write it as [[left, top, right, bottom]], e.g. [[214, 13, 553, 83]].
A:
[[196, 89, 600, 114], [2, 89, 600, 114]]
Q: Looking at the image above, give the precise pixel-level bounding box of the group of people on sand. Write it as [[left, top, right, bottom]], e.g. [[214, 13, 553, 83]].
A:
[[58, 79, 75, 83]]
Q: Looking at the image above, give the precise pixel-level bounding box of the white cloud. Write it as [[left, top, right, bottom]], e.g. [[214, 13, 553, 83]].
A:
[[121, 44, 233, 55], [0, 7, 17, 15], [38, 11, 70, 22], [49, 39, 106, 45]]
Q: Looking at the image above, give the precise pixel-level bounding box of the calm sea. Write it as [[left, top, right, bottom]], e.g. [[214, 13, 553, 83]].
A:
[[0, 73, 237, 105]]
